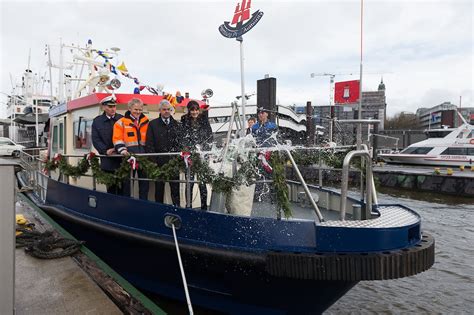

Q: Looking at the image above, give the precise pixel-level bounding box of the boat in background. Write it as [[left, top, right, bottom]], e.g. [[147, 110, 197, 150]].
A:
[[3, 68, 52, 147], [379, 114, 474, 167]]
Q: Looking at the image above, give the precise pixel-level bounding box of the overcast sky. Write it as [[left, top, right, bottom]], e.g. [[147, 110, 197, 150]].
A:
[[0, 0, 472, 118]]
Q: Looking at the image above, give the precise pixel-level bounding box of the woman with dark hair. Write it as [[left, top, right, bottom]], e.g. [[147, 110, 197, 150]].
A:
[[181, 100, 213, 210]]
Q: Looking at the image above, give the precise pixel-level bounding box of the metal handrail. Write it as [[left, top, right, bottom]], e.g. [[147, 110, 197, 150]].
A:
[[339, 149, 373, 221], [50, 145, 357, 159], [285, 149, 324, 222], [360, 143, 378, 207]]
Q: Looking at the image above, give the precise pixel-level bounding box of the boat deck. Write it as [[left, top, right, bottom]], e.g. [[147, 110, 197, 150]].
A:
[[318, 205, 419, 228]]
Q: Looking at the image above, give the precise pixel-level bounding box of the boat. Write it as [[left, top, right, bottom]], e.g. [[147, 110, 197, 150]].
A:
[[4, 68, 53, 148], [379, 115, 474, 167], [15, 41, 434, 314]]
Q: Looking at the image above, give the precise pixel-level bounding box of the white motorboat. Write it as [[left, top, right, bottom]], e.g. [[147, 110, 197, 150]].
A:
[[379, 116, 474, 167]]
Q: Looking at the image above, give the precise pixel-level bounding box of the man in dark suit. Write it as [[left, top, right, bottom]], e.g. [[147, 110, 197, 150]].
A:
[[145, 99, 182, 206], [91, 95, 123, 194]]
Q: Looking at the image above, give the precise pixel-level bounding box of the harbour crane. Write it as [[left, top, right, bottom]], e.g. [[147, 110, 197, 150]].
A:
[[310, 71, 391, 105], [310, 72, 355, 143], [310, 72, 355, 106]]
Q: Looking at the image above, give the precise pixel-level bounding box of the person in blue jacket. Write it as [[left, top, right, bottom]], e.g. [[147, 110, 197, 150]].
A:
[[252, 107, 278, 147], [251, 107, 279, 206], [91, 95, 123, 194]]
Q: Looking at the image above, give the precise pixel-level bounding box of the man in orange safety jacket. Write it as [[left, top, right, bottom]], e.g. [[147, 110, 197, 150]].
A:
[[113, 97, 149, 200]]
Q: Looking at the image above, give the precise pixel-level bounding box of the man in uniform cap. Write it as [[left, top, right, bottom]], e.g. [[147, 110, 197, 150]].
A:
[[92, 95, 123, 194], [252, 107, 278, 147]]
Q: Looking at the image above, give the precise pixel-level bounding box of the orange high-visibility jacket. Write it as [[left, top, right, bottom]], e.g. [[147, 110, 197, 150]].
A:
[[113, 111, 149, 154]]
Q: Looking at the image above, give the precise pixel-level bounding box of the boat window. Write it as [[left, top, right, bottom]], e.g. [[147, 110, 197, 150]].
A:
[[73, 119, 93, 150], [467, 148, 474, 155], [52, 125, 58, 150], [402, 147, 433, 154], [401, 147, 418, 154], [441, 148, 467, 155], [59, 122, 64, 150], [426, 130, 451, 138], [468, 131, 474, 139], [457, 131, 468, 139]]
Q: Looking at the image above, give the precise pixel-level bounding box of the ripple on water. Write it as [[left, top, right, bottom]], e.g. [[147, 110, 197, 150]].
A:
[[325, 190, 474, 314]]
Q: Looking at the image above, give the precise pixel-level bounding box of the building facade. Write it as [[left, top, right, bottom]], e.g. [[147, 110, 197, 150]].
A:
[[416, 102, 473, 129]]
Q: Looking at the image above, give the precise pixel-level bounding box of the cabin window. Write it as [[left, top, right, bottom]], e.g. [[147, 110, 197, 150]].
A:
[[401, 147, 433, 154], [467, 148, 474, 156], [59, 122, 64, 150], [73, 119, 93, 150], [441, 148, 467, 155], [52, 125, 58, 150], [468, 131, 474, 139]]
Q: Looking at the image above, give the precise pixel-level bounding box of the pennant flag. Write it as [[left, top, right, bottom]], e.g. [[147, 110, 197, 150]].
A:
[[117, 62, 128, 73]]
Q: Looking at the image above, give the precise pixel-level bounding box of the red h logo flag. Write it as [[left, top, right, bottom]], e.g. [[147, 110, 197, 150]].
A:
[[231, 0, 252, 25], [334, 80, 360, 104]]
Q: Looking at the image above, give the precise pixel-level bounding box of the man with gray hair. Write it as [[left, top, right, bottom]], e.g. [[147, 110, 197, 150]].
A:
[[146, 99, 182, 206], [113, 97, 150, 199]]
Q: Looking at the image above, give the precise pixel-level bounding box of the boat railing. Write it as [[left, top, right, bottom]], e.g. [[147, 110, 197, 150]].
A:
[[18, 149, 49, 202], [25, 145, 380, 222], [284, 149, 324, 222], [339, 148, 373, 220]]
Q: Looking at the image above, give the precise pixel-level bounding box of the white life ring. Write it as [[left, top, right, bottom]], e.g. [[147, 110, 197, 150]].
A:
[[470, 139, 474, 145]]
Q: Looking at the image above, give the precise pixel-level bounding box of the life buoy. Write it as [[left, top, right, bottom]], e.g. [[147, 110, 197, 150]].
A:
[[470, 139, 474, 145]]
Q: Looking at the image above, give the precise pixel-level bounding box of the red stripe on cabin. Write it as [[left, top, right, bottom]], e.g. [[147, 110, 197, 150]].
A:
[[67, 93, 207, 111]]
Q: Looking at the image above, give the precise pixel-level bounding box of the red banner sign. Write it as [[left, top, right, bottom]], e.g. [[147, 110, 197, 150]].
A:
[[334, 80, 360, 104]]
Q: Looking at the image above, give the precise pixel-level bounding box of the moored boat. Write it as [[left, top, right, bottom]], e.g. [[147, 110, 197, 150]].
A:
[[15, 40, 435, 314], [379, 117, 474, 167]]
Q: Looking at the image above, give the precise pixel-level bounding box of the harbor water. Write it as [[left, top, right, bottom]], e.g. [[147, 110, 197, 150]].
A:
[[326, 187, 474, 314], [149, 187, 473, 314]]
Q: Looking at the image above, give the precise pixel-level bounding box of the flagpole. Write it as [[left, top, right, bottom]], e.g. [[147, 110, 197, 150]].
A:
[[237, 36, 246, 136], [357, 0, 364, 149]]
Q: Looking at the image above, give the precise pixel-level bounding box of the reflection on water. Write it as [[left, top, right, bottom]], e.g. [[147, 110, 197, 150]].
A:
[[326, 189, 474, 314]]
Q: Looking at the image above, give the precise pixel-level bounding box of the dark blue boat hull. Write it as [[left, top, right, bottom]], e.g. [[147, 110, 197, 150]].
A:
[[43, 179, 359, 313]]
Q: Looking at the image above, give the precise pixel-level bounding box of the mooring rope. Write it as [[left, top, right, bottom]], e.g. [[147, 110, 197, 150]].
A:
[[16, 224, 84, 259], [171, 223, 194, 315]]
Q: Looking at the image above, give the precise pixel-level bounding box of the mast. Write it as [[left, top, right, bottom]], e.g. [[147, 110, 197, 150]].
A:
[[47, 45, 54, 106], [58, 38, 64, 103], [356, 0, 364, 149], [237, 36, 246, 136]]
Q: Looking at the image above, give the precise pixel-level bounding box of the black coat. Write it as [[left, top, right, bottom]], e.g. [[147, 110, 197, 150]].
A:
[[92, 112, 123, 171], [180, 114, 213, 151], [145, 115, 182, 165]]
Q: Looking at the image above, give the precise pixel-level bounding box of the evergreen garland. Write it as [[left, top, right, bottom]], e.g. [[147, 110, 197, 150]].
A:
[[42, 148, 349, 219], [269, 152, 291, 218]]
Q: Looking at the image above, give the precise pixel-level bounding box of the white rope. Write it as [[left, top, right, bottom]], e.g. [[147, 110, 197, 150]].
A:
[[172, 223, 194, 314]]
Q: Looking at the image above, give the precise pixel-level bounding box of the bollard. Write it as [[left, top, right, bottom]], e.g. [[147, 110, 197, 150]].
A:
[[434, 167, 441, 175], [446, 168, 453, 176], [0, 159, 17, 315], [459, 165, 465, 171]]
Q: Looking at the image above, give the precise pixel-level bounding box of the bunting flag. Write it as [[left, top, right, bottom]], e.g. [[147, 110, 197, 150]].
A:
[[258, 151, 273, 173], [180, 152, 192, 168], [127, 156, 139, 170], [92, 47, 184, 98], [117, 62, 128, 73]]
